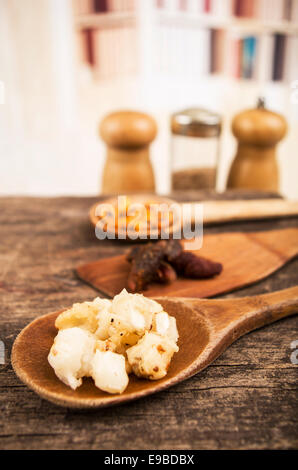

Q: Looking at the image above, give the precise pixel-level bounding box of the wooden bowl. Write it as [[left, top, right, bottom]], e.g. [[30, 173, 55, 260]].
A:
[[89, 194, 181, 241]]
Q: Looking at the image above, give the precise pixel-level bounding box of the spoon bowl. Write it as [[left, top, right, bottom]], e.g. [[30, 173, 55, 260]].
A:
[[12, 287, 298, 408]]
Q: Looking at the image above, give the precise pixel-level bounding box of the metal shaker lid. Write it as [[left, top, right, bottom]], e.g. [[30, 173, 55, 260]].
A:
[[171, 108, 222, 137]]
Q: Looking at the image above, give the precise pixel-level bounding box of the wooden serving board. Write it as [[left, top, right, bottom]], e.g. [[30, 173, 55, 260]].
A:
[[76, 228, 298, 299]]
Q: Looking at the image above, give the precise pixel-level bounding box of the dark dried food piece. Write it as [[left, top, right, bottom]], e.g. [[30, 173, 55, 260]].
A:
[[156, 261, 177, 284], [172, 251, 222, 279], [126, 240, 182, 291], [126, 239, 222, 291], [126, 239, 182, 264], [126, 246, 141, 262], [154, 239, 183, 262], [126, 243, 165, 292]]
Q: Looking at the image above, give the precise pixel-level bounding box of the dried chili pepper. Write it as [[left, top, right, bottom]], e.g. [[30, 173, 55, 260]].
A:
[[126, 239, 222, 291], [171, 251, 222, 278]]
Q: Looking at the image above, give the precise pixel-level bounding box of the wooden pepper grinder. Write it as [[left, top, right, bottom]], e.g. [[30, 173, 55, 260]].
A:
[[100, 110, 157, 194], [227, 98, 287, 191]]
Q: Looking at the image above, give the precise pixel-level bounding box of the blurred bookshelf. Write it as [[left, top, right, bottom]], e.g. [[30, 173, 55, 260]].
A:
[[71, 0, 298, 197], [153, 1, 298, 84], [72, 0, 298, 84], [1, 0, 296, 198]]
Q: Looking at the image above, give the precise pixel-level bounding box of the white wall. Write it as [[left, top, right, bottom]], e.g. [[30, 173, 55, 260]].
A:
[[0, 0, 79, 195]]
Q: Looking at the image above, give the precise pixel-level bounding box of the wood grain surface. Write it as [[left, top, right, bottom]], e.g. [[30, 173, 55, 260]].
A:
[[11, 287, 298, 410], [76, 228, 298, 298], [0, 191, 297, 450]]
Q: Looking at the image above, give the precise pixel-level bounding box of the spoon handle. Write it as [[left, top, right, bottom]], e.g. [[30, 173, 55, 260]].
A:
[[181, 199, 298, 225], [198, 285, 298, 338], [245, 285, 298, 327]]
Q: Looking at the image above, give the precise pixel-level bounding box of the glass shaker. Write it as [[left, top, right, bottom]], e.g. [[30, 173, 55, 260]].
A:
[[171, 108, 222, 191]]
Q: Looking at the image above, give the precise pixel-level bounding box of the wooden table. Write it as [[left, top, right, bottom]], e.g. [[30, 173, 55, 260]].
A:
[[0, 193, 297, 450]]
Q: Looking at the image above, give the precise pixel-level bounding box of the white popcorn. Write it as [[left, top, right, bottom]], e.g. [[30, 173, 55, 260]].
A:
[[111, 289, 149, 334], [153, 312, 179, 344], [49, 290, 179, 394], [132, 294, 164, 328], [48, 327, 96, 390], [95, 308, 114, 340], [154, 312, 170, 336], [91, 350, 129, 394], [127, 332, 179, 380], [55, 297, 112, 334], [167, 316, 179, 344]]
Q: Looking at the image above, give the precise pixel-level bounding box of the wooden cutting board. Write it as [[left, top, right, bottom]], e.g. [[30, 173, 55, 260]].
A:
[[76, 228, 298, 299]]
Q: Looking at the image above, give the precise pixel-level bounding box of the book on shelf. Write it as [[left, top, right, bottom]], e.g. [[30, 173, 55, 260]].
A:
[[225, 33, 257, 80], [242, 36, 257, 79], [272, 33, 287, 81], [204, 0, 211, 13], [94, 28, 108, 79], [235, 0, 255, 18], [94, 0, 108, 13], [76, 28, 95, 65], [284, 34, 298, 82], [228, 33, 241, 78], [283, 0, 292, 21], [291, 0, 298, 21], [255, 33, 274, 82], [210, 28, 226, 74]]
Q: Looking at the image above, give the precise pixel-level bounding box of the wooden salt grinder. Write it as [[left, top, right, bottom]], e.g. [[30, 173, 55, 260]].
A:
[[227, 99, 287, 191], [100, 111, 157, 194]]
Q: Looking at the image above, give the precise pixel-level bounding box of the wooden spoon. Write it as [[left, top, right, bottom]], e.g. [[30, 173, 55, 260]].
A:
[[89, 195, 298, 240], [12, 286, 298, 409]]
